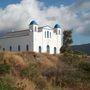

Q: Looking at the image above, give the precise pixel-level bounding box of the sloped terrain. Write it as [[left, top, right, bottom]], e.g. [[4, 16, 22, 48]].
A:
[[0, 52, 90, 90]]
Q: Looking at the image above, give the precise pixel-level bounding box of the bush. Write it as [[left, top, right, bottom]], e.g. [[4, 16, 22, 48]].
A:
[[35, 77, 47, 90], [79, 61, 90, 72], [0, 64, 11, 74], [42, 67, 56, 79], [78, 61, 90, 82], [55, 68, 80, 87], [20, 63, 40, 81], [61, 52, 80, 67], [72, 50, 86, 55], [0, 81, 15, 90], [0, 76, 17, 90]]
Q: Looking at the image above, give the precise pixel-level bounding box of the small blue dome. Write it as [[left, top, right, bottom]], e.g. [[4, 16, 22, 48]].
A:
[[54, 24, 60, 28], [30, 20, 38, 25]]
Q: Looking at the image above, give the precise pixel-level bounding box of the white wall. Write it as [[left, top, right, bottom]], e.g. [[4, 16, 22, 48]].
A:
[[0, 32, 33, 52], [0, 26, 62, 54], [33, 26, 62, 54]]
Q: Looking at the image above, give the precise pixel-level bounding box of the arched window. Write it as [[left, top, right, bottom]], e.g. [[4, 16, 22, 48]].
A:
[[47, 31, 49, 38], [39, 46, 41, 53], [45, 31, 46, 38], [59, 30, 60, 34], [54, 47, 56, 54], [10, 46, 12, 51], [47, 45, 50, 53], [18, 45, 20, 51], [35, 26, 37, 31], [3, 48, 5, 51], [50, 32, 51, 38], [26, 44, 29, 51]]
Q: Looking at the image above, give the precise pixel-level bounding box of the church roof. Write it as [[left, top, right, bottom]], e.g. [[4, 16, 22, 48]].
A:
[[29, 20, 38, 25], [0, 29, 30, 39], [54, 24, 61, 28]]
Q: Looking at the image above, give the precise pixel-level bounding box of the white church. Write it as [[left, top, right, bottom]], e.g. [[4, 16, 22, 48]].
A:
[[0, 20, 62, 54]]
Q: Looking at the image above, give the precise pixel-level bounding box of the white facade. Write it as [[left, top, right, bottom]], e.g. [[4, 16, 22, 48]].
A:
[[0, 20, 62, 54]]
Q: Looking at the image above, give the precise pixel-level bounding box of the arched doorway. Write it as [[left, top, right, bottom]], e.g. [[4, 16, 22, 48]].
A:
[[47, 45, 50, 53], [10, 46, 12, 51], [18, 45, 20, 51], [39, 46, 41, 53], [26, 44, 29, 51], [54, 47, 56, 54]]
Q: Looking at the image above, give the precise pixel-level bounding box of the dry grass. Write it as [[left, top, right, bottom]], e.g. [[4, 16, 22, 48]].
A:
[[0, 52, 90, 90], [0, 51, 58, 72], [3, 52, 26, 67], [16, 78, 36, 90]]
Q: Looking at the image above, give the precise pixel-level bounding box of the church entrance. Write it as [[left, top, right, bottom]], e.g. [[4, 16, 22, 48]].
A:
[[54, 47, 56, 54], [39, 46, 41, 53], [47, 45, 50, 53]]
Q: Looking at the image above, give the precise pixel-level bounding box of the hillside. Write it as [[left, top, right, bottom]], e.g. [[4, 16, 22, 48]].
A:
[[72, 43, 90, 55], [0, 52, 90, 90]]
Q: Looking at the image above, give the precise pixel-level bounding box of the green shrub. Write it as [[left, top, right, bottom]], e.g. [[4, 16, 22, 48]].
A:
[[35, 77, 47, 90], [73, 50, 86, 55], [79, 61, 90, 72], [0, 64, 11, 74], [0, 76, 17, 90], [61, 52, 80, 66], [0, 81, 14, 90], [42, 67, 56, 78], [55, 69, 80, 87], [20, 63, 48, 89], [78, 61, 90, 82], [20, 63, 40, 81]]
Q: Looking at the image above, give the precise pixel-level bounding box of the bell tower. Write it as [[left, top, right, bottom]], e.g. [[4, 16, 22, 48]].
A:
[[54, 24, 61, 35], [54, 24, 62, 53], [29, 20, 38, 32]]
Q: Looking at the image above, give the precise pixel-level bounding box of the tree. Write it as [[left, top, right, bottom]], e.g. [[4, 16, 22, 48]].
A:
[[60, 30, 73, 53]]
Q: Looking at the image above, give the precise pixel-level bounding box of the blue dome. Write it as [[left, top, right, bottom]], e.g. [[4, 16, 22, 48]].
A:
[[30, 20, 38, 25], [54, 24, 60, 28]]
